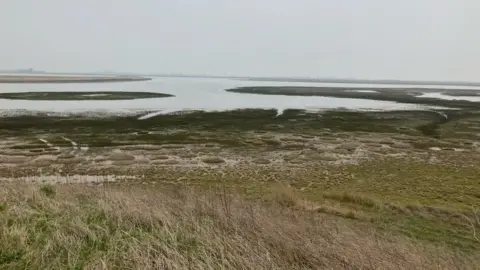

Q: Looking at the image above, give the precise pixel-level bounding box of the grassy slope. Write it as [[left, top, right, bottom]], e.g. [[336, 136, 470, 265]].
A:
[[0, 183, 477, 269]]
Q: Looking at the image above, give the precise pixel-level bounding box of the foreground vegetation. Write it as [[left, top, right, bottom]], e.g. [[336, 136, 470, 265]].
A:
[[0, 91, 173, 101], [0, 183, 478, 269]]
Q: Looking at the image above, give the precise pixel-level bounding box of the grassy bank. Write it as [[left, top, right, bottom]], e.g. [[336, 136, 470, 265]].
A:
[[0, 91, 173, 101], [0, 183, 477, 269]]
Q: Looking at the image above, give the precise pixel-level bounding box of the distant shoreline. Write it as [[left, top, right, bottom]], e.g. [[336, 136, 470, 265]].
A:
[[0, 75, 151, 83], [4, 70, 480, 87]]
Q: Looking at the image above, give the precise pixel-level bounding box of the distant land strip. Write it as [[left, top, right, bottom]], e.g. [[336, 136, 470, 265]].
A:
[[0, 75, 151, 83], [239, 77, 480, 87]]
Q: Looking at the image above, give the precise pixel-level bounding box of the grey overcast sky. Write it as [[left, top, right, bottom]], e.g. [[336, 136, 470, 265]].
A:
[[1, 0, 480, 80]]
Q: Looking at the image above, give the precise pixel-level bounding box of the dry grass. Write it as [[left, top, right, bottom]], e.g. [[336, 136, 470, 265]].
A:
[[0, 183, 477, 270]]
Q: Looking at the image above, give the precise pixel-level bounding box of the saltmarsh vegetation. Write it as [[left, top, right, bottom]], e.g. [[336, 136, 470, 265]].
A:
[[1, 108, 479, 147]]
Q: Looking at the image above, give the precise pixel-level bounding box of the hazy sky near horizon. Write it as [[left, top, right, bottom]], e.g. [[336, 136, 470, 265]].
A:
[[1, 0, 480, 80]]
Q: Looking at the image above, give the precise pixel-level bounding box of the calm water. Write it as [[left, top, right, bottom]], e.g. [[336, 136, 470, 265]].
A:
[[0, 77, 461, 115]]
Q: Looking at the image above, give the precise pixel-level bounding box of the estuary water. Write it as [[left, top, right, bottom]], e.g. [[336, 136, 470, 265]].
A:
[[0, 77, 471, 116]]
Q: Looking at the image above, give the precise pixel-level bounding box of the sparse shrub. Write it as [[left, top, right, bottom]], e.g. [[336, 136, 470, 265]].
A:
[[269, 183, 300, 207], [323, 192, 379, 208], [345, 211, 357, 219], [0, 201, 6, 212], [39, 184, 56, 197]]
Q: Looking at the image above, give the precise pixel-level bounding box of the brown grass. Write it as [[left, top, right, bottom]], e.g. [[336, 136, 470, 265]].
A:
[[0, 183, 477, 269]]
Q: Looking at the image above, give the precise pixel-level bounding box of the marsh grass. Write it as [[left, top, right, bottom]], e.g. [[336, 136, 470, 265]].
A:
[[1, 109, 479, 148]]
